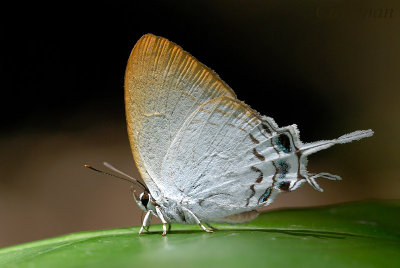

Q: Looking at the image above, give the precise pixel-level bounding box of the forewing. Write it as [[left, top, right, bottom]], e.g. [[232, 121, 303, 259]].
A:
[[124, 34, 236, 195]]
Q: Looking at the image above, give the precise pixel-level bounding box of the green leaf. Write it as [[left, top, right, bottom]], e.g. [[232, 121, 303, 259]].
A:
[[1, 201, 399, 268]]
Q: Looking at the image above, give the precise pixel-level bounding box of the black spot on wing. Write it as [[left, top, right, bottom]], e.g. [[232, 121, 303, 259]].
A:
[[258, 187, 272, 204], [278, 160, 290, 179], [276, 134, 292, 153], [279, 181, 290, 191]]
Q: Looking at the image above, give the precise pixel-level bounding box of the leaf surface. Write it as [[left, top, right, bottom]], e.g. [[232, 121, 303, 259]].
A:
[[1, 201, 399, 268]]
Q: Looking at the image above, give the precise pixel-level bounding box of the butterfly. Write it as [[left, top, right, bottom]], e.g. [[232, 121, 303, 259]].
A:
[[121, 34, 373, 236]]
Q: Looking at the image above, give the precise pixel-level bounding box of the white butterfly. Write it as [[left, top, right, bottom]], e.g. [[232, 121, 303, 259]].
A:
[[122, 34, 373, 236]]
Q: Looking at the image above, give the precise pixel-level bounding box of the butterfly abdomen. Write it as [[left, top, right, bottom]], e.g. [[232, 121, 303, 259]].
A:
[[216, 210, 259, 224]]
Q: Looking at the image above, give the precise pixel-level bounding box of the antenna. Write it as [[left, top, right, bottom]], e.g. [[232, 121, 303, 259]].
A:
[[84, 163, 148, 191], [103, 162, 137, 182]]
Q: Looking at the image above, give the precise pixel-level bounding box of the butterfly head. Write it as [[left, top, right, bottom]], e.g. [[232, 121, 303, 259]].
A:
[[130, 187, 154, 212]]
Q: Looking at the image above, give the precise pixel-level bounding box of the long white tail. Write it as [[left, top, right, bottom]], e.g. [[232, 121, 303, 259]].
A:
[[299, 129, 373, 191], [301, 129, 374, 156]]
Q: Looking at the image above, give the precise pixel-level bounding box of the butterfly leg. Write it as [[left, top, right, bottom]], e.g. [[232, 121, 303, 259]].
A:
[[307, 173, 342, 192], [205, 222, 218, 231], [183, 208, 213, 233], [155, 206, 169, 236], [139, 210, 153, 235]]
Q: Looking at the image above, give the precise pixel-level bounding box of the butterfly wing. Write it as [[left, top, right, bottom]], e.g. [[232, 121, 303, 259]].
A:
[[160, 94, 373, 222], [125, 34, 373, 223], [160, 96, 302, 221], [125, 34, 236, 197]]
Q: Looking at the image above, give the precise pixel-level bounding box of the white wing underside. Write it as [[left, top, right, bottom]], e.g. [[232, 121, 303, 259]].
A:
[[125, 34, 236, 199], [125, 34, 373, 222], [126, 35, 300, 220], [161, 96, 289, 219]]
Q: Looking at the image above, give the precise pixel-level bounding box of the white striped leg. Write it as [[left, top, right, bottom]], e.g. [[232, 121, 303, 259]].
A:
[[139, 210, 153, 235], [155, 206, 168, 236], [183, 208, 213, 233]]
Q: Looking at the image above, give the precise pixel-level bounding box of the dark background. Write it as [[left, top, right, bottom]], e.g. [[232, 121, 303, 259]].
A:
[[1, 1, 399, 247]]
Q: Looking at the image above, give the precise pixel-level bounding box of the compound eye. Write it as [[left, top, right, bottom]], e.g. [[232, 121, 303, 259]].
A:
[[276, 134, 292, 153], [140, 192, 149, 208]]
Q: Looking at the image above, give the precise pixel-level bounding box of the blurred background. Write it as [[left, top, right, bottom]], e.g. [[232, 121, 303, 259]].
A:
[[1, 0, 399, 248]]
